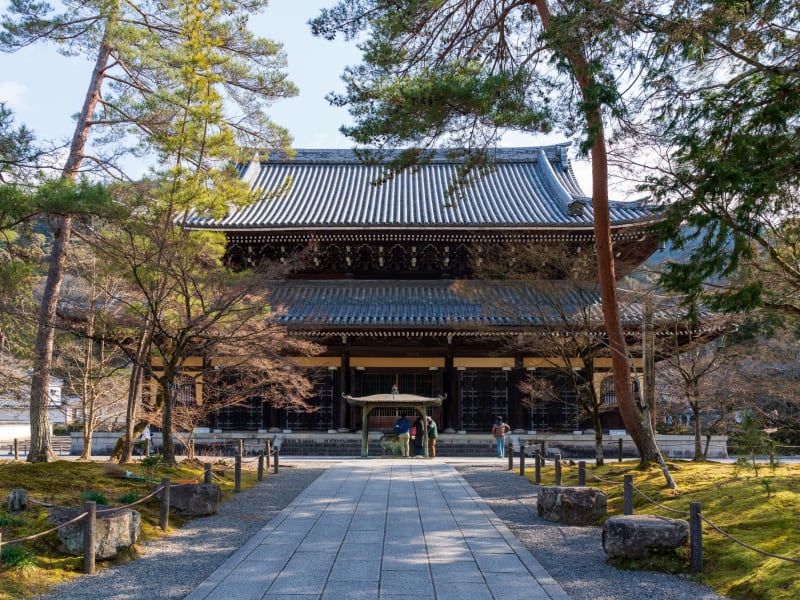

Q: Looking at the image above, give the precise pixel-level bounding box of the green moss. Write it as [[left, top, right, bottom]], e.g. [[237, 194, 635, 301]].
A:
[[0, 458, 258, 598], [525, 460, 800, 600]]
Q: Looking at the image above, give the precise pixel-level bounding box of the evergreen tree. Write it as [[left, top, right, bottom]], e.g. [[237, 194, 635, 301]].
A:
[[1, 0, 296, 461]]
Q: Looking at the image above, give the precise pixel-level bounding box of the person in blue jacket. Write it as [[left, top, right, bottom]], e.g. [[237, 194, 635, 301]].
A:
[[394, 414, 411, 457]]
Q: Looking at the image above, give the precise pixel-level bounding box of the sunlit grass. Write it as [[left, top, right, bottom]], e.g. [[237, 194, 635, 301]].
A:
[[524, 460, 800, 600]]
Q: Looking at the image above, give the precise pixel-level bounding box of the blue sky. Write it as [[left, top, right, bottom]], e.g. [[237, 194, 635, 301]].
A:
[[0, 0, 595, 190]]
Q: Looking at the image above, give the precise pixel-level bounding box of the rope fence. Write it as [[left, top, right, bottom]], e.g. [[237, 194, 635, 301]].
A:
[[0, 482, 169, 575], [511, 445, 799, 573]]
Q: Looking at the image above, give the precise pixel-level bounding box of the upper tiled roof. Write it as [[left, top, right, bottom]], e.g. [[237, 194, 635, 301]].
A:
[[186, 145, 655, 231], [267, 280, 704, 335]]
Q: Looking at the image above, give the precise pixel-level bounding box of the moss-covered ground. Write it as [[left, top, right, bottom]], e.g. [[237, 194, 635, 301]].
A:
[[0, 457, 259, 599], [525, 459, 799, 600]]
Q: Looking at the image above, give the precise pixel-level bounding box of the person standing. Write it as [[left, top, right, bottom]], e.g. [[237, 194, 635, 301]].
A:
[[394, 414, 411, 457], [426, 416, 438, 458], [491, 416, 511, 458], [413, 416, 426, 457], [139, 424, 153, 456]]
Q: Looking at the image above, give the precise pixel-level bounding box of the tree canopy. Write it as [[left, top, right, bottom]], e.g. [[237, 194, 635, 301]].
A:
[[641, 0, 800, 317]]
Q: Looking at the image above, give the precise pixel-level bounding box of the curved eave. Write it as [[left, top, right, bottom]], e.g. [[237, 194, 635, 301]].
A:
[[190, 217, 660, 234], [344, 393, 444, 408]]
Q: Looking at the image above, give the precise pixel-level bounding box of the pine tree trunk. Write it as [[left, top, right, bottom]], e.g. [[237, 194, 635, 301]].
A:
[[27, 36, 113, 462], [28, 215, 71, 463], [532, 0, 661, 464]]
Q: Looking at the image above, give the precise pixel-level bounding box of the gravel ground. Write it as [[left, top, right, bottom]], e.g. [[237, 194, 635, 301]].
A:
[[457, 465, 728, 600], [36, 461, 728, 600]]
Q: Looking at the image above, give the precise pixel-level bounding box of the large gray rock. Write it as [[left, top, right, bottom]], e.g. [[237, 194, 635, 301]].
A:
[[602, 515, 689, 558], [537, 486, 607, 525], [161, 483, 221, 516], [7, 488, 27, 513], [49, 507, 141, 560]]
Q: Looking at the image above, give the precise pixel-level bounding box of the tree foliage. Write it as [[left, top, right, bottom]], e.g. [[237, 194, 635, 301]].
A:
[[642, 0, 800, 317]]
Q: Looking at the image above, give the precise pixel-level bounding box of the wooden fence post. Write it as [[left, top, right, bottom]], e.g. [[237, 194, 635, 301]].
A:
[[265, 440, 271, 470], [535, 454, 541, 484], [690, 502, 703, 574], [519, 445, 526, 476], [235, 453, 242, 493], [507, 448, 513, 471], [273, 448, 280, 474], [204, 462, 212, 485], [258, 452, 265, 481], [238, 439, 244, 457], [160, 479, 170, 531], [13, 438, 18, 461], [578, 461, 586, 486], [83, 501, 96, 575], [618, 438, 623, 462], [623, 475, 634, 515]]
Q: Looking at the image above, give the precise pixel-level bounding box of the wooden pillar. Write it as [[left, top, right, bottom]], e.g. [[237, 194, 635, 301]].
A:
[[339, 354, 350, 430], [360, 406, 373, 458], [444, 356, 456, 431], [449, 366, 462, 431]]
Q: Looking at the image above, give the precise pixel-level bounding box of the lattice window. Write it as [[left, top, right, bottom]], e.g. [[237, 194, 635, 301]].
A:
[[172, 376, 196, 407], [560, 387, 579, 429], [286, 370, 336, 431], [600, 376, 641, 405], [216, 396, 263, 431], [459, 369, 508, 431]]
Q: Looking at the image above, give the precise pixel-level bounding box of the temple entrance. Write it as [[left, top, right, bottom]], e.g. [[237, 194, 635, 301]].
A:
[[352, 369, 443, 431], [459, 369, 509, 431]]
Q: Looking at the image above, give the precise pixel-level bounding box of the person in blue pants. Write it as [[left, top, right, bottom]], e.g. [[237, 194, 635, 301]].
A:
[[491, 417, 510, 458]]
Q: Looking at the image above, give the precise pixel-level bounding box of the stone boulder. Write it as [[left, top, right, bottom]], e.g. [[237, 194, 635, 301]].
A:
[[161, 483, 221, 516], [602, 515, 689, 559], [48, 507, 141, 560], [7, 488, 27, 513], [537, 486, 607, 525]]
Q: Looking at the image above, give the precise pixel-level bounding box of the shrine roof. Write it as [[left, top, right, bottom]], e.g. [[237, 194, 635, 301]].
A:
[[186, 146, 656, 231], [268, 280, 715, 335]]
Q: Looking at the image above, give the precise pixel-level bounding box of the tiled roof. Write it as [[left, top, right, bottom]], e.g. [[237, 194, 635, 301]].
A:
[[186, 146, 655, 231], [267, 280, 691, 334]]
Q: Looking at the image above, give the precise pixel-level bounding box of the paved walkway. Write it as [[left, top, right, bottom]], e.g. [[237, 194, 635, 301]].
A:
[[186, 459, 569, 600]]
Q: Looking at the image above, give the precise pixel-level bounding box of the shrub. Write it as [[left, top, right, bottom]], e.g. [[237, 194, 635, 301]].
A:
[[118, 492, 140, 505], [140, 454, 165, 477], [78, 490, 109, 505], [0, 514, 23, 528], [1, 544, 35, 570]]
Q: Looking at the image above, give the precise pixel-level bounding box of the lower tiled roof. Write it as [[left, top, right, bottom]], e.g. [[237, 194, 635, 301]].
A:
[[270, 280, 616, 333]]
